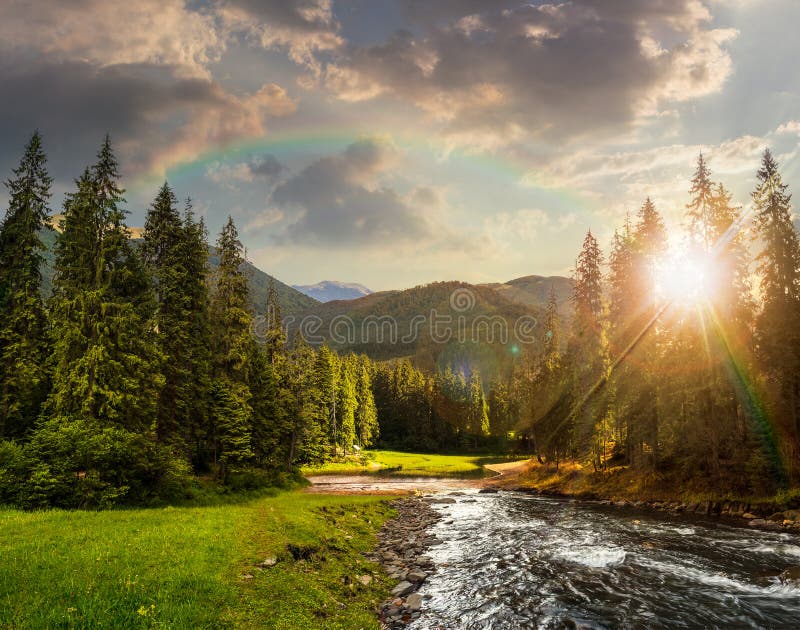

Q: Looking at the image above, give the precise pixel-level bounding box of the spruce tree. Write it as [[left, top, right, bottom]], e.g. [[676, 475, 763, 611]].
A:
[[264, 278, 285, 363], [354, 355, 379, 448], [336, 356, 358, 452], [48, 137, 161, 431], [569, 231, 607, 466], [248, 339, 287, 468], [209, 216, 253, 479], [289, 334, 328, 465], [629, 198, 668, 468], [542, 286, 561, 368], [142, 182, 187, 448], [607, 217, 639, 464], [687, 153, 715, 252], [0, 131, 52, 439], [179, 201, 213, 467], [752, 149, 800, 441], [467, 371, 490, 438]]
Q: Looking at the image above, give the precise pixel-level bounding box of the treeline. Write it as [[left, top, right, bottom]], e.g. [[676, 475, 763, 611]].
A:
[[519, 150, 800, 493], [373, 361, 496, 451], [0, 133, 380, 508]]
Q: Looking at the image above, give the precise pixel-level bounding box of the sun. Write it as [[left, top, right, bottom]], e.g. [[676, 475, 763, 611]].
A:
[[655, 249, 712, 306]]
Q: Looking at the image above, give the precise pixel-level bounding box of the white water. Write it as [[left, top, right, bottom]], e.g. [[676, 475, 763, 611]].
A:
[[405, 490, 800, 629]]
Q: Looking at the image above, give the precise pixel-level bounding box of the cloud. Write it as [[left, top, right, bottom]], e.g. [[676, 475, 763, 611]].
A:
[[0, 0, 298, 178], [206, 154, 287, 187], [0, 59, 295, 179], [243, 208, 285, 233], [777, 120, 800, 136], [323, 1, 737, 148], [218, 0, 343, 80], [0, 0, 224, 79], [269, 138, 440, 247], [531, 132, 767, 192]]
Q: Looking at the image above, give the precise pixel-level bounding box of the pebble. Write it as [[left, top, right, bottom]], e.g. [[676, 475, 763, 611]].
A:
[[364, 497, 443, 629]]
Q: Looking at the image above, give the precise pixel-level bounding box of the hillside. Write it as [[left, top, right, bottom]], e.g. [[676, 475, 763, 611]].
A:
[[38, 226, 318, 317], [293, 280, 373, 302], [480, 275, 572, 312], [291, 280, 546, 377]]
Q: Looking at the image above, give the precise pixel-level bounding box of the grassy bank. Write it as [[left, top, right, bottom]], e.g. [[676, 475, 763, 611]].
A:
[[301, 450, 528, 478], [0, 492, 394, 629], [512, 461, 800, 512]]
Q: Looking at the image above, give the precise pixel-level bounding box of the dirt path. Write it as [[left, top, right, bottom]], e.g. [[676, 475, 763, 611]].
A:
[[482, 458, 532, 485], [304, 458, 533, 494]]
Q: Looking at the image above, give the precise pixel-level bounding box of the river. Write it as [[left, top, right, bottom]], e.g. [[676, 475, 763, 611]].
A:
[[404, 489, 800, 629]]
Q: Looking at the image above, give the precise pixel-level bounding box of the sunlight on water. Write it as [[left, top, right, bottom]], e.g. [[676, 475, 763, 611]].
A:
[[407, 491, 800, 629]]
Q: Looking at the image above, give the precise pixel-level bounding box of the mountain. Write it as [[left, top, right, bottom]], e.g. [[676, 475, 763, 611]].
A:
[[293, 280, 372, 302], [481, 275, 573, 312], [290, 280, 546, 377], [207, 248, 318, 316], [38, 225, 318, 317]]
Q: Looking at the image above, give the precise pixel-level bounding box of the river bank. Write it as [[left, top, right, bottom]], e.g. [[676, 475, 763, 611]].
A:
[[500, 460, 800, 533]]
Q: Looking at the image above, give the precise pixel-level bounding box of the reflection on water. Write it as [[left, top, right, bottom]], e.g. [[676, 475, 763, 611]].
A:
[[408, 491, 800, 629]]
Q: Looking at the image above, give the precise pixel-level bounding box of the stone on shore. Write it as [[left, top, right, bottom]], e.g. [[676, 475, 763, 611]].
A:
[[405, 592, 423, 610], [365, 496, 443, 628]]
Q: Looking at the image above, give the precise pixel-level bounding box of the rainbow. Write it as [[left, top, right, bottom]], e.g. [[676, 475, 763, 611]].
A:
[[127, 127, 594, 216]]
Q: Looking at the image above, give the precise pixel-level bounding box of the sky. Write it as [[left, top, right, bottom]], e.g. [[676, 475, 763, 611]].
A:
[[2, 0, 800, 291]]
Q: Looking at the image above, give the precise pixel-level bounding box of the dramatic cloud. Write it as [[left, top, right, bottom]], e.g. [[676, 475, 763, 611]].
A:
[[0, 1, 297, 178], [0, 60, 295, 179], [0, 0, 224, 79], [218, 0, 343, 80], [269, 139, 438, 246], [324, 0, 737, 147]]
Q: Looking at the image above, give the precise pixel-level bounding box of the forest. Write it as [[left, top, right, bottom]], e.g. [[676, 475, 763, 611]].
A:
[[2, 130, 800, 508], [0, 133, 495, 508]]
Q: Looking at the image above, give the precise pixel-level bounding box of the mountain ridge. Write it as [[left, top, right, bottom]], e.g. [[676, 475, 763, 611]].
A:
[[292, 280, 373, 302]]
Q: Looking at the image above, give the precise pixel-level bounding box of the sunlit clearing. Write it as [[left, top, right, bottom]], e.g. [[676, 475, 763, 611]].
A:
[[656, 250, 711, 305]]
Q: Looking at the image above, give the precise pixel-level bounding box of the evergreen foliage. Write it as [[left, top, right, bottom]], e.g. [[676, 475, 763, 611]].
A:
[[4, 132, 800, 507], [0, 131, 52, 439]]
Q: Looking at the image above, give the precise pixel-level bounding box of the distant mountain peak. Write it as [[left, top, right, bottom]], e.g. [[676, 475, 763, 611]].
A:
[[293, 280, 373, 302]]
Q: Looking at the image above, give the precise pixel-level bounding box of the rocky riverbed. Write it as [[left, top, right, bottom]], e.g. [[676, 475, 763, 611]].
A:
[[364, 497, 443, 628]]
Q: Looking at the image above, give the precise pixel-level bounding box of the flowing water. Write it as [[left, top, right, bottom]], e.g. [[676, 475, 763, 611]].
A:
[[408, 490, 800, 629]]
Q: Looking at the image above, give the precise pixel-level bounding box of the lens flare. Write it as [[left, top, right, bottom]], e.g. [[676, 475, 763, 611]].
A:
[[656, 250, 711, 305]]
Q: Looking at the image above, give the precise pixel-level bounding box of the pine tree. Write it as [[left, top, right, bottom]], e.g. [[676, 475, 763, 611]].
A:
[[179, 201, 213, 467], [336, 355, 358, 452], [569, 230, 607, 467], [210, 216, 252, 385], [607, 216, 640, 464], [209, 216, 253, 479], [687, 153, 715, 252], [0, 131, 52, 439], [290, 335, 329, 465], [312, 345, 338, 457], [467, 371, 490, 437], [48, 137, 161, 432], [264, 279, 286, 363], [248, 338, 286, 468], [354, 355, 379, 448], [542, 287, 561, 368], [752, 149, 800, 447], [142, 182, 187, 448], [628, 198, 668, 469]]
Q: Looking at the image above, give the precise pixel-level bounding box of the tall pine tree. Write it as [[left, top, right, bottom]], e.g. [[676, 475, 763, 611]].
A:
[[752, 149, 800, 455], [48, 137, 161, 431], [209, 216, 253, 479], [0, 131, 52, 439]]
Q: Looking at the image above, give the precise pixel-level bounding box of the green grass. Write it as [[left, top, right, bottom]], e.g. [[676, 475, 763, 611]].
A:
[[301, 450, 527, 478], [0, 492, 394, 629]]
